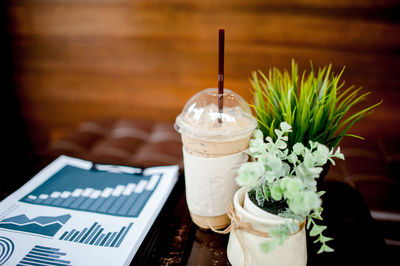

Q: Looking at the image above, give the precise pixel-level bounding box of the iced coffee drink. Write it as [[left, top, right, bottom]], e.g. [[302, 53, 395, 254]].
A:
[[175, 88, 256, 229]]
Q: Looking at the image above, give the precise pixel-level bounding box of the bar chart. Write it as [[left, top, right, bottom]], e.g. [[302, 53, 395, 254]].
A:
[[20, 165, 161, 217], [17, 245, 71, 266], [58, 221, 133, 248]]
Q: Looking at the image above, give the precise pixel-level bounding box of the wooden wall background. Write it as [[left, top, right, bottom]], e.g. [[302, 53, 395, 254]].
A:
[[5, 0, 400, 148]]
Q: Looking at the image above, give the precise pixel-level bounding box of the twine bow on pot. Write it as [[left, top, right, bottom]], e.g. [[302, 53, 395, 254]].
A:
[[209, 202, 305, 266]]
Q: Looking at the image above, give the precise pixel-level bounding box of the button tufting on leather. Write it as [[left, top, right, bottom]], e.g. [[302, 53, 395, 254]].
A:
[[50, 118, 183, 170]]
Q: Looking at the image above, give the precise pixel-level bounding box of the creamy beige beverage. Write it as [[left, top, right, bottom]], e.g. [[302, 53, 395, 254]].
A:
[[182, 134, 250, 157], [175, 88, 257, 229]]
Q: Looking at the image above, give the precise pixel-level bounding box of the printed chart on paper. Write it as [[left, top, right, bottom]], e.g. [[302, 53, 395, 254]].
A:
[[0, 156, 178, 265]]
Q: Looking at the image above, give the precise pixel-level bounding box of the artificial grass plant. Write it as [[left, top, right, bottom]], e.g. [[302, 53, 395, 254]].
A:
[[250, 60, 382, 149]]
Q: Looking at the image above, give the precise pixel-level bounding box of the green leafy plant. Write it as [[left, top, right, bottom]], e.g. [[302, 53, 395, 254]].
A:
[[250, 60, 382, 149], [237, 122, 344, 254]]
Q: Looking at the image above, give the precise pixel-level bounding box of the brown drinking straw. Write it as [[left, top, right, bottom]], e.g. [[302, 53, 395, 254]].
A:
[[218, 29, 225, 123]]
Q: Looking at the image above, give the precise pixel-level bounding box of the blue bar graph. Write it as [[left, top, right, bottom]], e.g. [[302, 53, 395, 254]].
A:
[[69, 230, 80, 241], [110, 225, 127, 247], [128, 191, 152, 217], [17, 245, 71, 266], [79, 222, 97, 243], [100, 232, 112, 246], [115, 222, 133, 248], [59, 231, 68, 240], [74, 227, 88, 242], [105, 232, 117, 247], [20, 165, 161, 217], [64, 229, 76, 241], [59, 222, 133, 248], [116, 194, 140, 215], [89, 228, 104, 245], [84, 225, 101, 244], [94, 233, 106, 246]]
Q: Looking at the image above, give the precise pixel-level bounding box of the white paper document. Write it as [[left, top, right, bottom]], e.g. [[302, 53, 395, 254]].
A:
[[0, 155, 179, 266]]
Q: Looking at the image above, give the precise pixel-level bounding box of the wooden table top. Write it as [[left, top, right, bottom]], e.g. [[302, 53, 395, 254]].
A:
[[0, 169, 391, 265], [131, 177, 389, 266]]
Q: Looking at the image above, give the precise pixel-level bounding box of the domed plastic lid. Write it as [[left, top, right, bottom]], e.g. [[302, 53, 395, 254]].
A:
[[174, 88, 257, 140]]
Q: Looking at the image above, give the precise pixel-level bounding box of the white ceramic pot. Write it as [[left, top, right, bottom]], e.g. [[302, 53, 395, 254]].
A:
[[227, 187, 307, 266]]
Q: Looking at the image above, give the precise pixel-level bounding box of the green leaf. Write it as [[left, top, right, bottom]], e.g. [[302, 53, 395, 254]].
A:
[[323, 244, 334, 252], [303, 191, 321, 211], [237, 162, 265, 187], [293, 142, 305, 155], [260, 240, 276, 253], [274, 129, 283, 138], [317, 245, 325, 254], [285, 178, 303, 195], [310, 224, 327, 237], [280, 121, 292, 132], [276, 139, 287, 149], [288, 153, 298, 164], [270, 183, 283, 201], [307, 217, 313, 229], [318, 243, 334, 254], [320, 235, 333, 243]]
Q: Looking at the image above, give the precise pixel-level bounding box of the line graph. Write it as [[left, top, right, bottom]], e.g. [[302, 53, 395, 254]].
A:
[[0, 214, 71, 237]]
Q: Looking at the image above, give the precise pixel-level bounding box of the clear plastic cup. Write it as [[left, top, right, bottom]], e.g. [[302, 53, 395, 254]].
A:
[[175, 88, 257, 229]]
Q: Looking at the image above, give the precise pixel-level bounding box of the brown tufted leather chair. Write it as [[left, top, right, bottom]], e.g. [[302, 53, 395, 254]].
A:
[[49, 118, 183, 170]]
